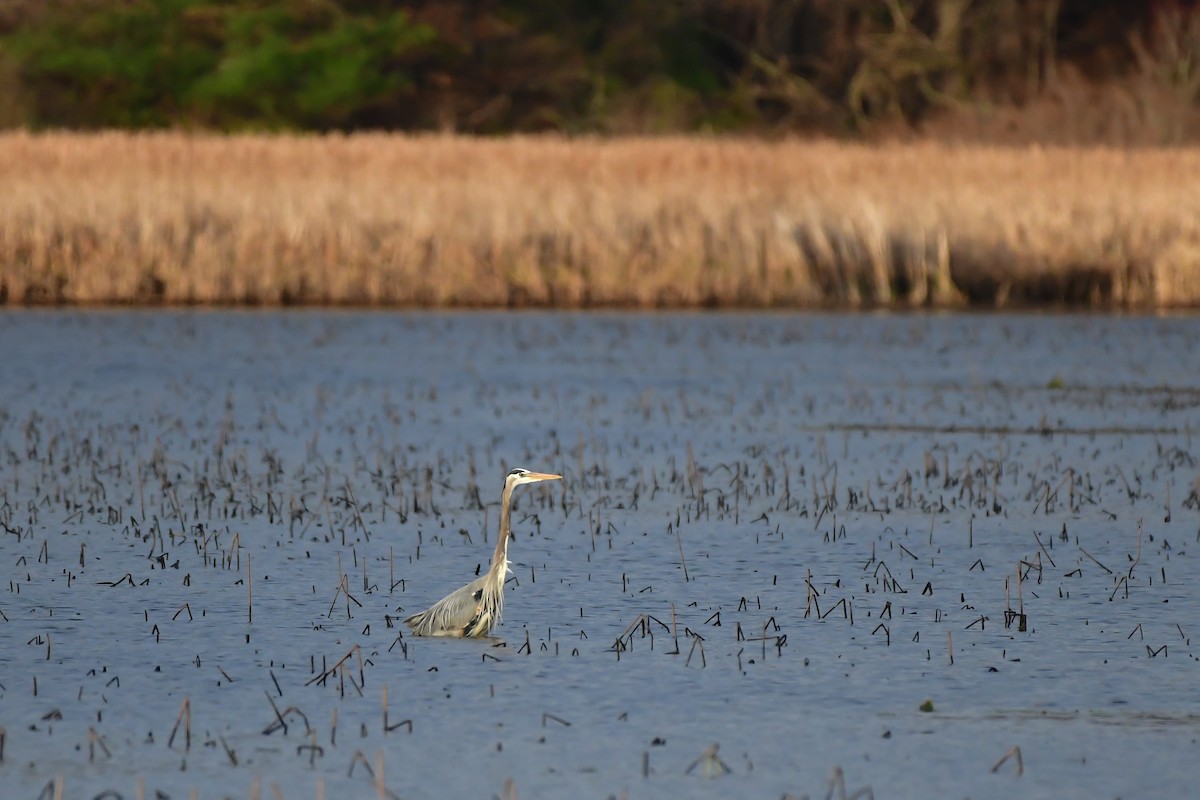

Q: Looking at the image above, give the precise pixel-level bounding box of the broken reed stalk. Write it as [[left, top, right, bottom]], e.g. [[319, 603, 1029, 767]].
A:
[[675, 527, 690, 582], [307, 645, 364, 690], [87, 726, 110, 762], [219, 735, 238, 766], [381, 685, 413, 735], [168, 696, 191, 751], [805, 568, 815, 616], [1016, 561, 1024, 615], [264, 691, 289, 735], [991, 745, 1024, 776], [299, 729, 323, 766], [1129, 518, 1144, 579], [685, 634, 706, 668], [348, 750, 373, 780], [1032, 530, 1056, 567], [685, 743, 731, 777], [1079, 545, 1113, 574]]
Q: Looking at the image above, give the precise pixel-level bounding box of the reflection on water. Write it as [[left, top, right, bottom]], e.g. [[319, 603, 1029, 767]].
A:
[[0, 310, 1197, 799]]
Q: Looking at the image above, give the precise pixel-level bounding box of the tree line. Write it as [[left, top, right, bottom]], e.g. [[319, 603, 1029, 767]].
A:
[[0, 0, 1195, 136]]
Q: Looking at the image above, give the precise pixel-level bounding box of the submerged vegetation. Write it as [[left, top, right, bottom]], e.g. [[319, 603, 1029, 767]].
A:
[[2, 132, 1200, 309]]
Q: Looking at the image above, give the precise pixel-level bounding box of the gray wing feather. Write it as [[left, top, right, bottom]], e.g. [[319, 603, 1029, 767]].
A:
[[404, 575, 490, 637]]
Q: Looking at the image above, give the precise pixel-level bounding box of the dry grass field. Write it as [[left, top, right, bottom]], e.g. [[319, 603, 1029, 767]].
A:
[[2, 132, 1200, 308]]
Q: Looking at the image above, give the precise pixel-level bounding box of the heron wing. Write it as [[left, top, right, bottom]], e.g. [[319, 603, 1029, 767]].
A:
[[404, 575, 489, 637]]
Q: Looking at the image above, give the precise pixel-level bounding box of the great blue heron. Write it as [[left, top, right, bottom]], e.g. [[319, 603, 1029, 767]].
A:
[[404, 467, 561, 637]]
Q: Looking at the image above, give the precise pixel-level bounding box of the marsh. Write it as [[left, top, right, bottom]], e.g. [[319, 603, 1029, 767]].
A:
[[0, 310, 1197, 799]]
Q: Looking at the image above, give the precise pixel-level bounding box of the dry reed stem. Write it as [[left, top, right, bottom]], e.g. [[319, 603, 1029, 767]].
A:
[[685, 743, 730, 777], [990, 744, 1025, 776], [168, 696, 191, 751], [2, 133, 1200, 307]]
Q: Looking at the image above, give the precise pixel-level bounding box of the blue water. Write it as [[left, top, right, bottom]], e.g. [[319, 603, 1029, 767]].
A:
[[0, 310, 1198, 798]]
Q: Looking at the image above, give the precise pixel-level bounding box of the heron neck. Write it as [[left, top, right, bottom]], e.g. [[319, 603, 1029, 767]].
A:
[[492, 478, 515, 569]]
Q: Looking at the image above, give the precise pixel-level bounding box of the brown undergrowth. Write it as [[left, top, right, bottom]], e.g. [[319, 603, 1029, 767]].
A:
[[2, 132, 1199, 308]]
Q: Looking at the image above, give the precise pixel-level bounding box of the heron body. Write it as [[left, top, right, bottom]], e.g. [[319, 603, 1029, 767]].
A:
[[404, 468, 561, 637]]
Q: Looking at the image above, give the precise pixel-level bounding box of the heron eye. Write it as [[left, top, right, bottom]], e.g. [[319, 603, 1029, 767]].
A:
[[473, 589, 483, 601]]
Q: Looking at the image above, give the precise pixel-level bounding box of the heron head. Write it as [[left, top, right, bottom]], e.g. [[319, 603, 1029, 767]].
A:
[[506, 467, 562, 486]]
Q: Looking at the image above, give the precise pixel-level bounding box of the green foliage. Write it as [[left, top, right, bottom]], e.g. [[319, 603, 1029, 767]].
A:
[[189, 2, 433, 129], [1, 0, 433, 130], [0, 1, 1188, 134], [4, 0, 218, 127]]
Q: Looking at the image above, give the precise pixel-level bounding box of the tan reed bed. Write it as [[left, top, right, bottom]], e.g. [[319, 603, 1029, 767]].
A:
[[2, 131, 1200, 308]]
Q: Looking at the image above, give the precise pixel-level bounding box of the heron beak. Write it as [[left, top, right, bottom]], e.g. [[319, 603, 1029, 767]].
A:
[[525, 471, 562, 482]]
